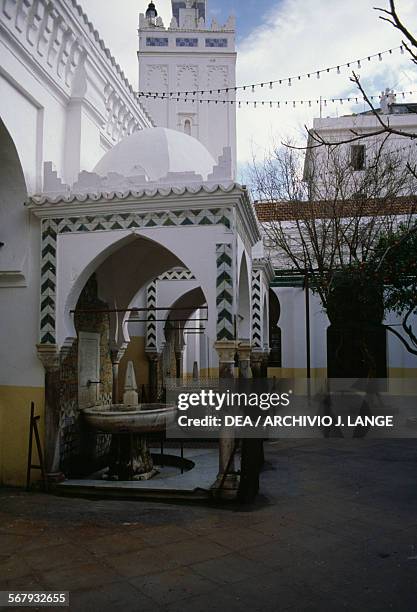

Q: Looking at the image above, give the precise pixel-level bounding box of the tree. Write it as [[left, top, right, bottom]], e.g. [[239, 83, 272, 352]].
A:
[[370, 224, 417, 355], [250, 142, 417, 376]]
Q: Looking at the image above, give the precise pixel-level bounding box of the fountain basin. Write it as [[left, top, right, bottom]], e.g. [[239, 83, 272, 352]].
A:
[[82, 403, 177, 434]]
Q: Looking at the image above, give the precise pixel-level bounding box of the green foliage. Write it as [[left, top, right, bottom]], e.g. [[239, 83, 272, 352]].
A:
[[371, 224, 417, 318]]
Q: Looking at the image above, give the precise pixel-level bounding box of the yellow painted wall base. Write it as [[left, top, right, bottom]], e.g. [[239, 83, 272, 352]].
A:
[[0, 386, 45, 487], [267, 368, 327, 380], [388, 368, 417, 379]]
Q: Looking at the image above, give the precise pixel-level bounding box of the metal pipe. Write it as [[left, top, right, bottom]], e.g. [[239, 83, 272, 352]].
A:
[[71, 306, 208, 314]]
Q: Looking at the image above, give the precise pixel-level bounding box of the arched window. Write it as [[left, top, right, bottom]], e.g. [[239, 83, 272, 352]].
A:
[[184, 119, 191, 136]]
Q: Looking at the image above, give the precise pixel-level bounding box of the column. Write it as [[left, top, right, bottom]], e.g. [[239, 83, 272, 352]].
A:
[[251, 350, 264, 379], [175, 348, 184, 381], [212, 340, 239, 499], [238, 342, 252, 379], [147, 351, 161, 403], [37, 344, 64, 481]]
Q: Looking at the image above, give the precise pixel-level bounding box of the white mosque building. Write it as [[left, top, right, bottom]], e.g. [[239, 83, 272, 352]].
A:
[[0, 0, 272, 489], [0, 0, 415, 488]]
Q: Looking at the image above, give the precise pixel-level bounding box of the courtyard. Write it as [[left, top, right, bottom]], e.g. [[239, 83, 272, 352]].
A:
[[1, 439, 417, 611]]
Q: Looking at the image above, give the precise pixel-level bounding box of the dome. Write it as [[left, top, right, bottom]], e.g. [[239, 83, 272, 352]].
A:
[[93, 127, 216, 182]]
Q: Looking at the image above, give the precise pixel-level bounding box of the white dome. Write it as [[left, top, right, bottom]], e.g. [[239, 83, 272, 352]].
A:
[[93, 127, 216, 182]]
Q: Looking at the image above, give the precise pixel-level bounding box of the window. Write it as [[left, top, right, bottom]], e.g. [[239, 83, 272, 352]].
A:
[[184, 119, 191, 136], [351, 145, 366, 171]]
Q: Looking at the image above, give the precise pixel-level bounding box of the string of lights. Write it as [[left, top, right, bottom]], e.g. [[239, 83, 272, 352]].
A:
[[136, 45, 405, 98], [137, 89, 417, 108]]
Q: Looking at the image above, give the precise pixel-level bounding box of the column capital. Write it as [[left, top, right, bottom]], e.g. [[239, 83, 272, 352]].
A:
[[110, 345, 127, 365], [36, 344, 60, 372], [237, 342, 252, 361], [214, 340, 238, 363]]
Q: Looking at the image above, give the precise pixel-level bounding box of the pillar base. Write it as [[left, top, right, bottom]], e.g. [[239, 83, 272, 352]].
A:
[[211, 473, 239, 500]]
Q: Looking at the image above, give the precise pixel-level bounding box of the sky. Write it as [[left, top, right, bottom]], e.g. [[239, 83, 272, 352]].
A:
[[81, 0, 417, 171]]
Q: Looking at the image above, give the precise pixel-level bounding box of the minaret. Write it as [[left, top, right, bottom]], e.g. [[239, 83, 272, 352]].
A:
[[138, 0, 237, 179]]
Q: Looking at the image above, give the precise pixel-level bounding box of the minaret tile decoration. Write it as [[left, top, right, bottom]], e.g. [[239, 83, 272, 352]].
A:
[[138, 0, 237, 179]]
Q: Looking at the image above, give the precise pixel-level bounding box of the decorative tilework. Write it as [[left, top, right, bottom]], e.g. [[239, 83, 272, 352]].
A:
[[205, 38, 228, 48], [39, 208, 233, 346], [158, 268, 195, 281], [216, 244, 234, 341], [40, 219, 58, 345], [146, 37, 169, 47], [146, 280, 158, 351], [176, 38, 198, 47], [251, 269, 262, 348]]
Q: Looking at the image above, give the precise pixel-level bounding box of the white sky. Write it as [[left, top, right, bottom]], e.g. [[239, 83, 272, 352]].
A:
[[81, 0, 417, 170]]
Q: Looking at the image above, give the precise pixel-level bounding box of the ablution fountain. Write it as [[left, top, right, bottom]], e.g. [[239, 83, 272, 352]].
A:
[[82, 362, 177, 480]]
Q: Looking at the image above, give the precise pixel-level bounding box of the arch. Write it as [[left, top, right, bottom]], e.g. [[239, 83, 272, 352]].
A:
[[0, 117, 29, 275], [184, 119, 192, 136], [165, 286, 207, 379], [237, 252, 251, 341], [62, 233, 185, 348], [164, 286, 207, 343]]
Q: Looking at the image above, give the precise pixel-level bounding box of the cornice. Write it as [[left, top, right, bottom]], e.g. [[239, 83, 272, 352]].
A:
[[26, 183, 243, 216]]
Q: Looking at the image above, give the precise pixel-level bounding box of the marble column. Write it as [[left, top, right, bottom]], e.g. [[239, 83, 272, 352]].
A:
[[110, 346, 126, 404], [37, 344, 64, 481], [175, 349, 184, 381], [147, 351, 161, 403], [251, 350, 264, 379], [238, 342, 252, 379], [261, 350, 271, 378], [212, 340, 239, 500]]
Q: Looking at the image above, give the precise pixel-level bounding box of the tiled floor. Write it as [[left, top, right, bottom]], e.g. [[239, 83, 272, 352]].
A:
[[1, 439, 417, 611]]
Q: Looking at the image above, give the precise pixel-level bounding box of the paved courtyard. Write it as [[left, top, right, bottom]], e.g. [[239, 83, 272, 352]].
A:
[[1, 439, 417, 611]]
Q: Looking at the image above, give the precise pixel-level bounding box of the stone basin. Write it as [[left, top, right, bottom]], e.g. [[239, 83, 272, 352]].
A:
[[82, 403, 177, 434]]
